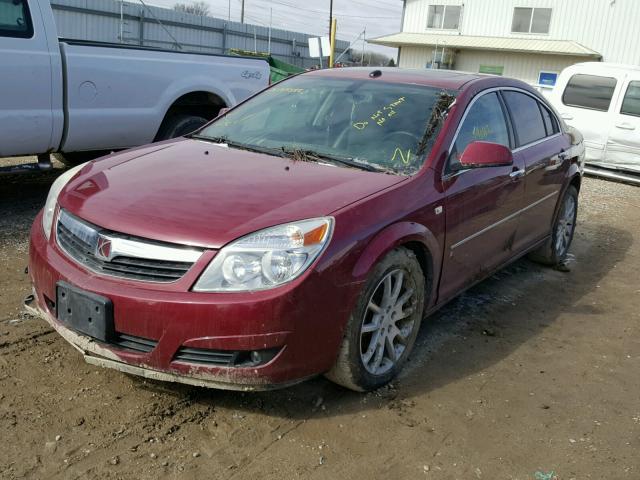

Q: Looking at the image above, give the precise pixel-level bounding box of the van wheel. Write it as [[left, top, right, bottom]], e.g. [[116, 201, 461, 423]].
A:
[[529, 185, 578, 266], [155, 114, 209, 141], [325, 247, 425, 392]]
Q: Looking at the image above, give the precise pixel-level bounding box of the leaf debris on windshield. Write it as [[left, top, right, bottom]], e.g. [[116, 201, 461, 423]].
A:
[[417, 91, 457, 155]]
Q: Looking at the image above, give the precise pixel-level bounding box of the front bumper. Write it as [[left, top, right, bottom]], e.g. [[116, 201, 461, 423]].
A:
[[28, 211, 359, 390]]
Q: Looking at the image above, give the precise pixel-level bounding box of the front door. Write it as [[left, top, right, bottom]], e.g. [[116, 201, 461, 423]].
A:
[[605, 75, 640, 174], [439, 91, 525, 302], [0, 0, 55, 157]]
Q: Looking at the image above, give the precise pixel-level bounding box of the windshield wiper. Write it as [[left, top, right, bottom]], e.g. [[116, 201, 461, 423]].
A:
[[281, 148, 395, 174], [190, 135, 287, 158]]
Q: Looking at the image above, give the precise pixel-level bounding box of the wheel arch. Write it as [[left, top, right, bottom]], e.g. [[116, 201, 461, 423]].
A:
[[351, 222, 441, 309], [154, 90, 229, 141]]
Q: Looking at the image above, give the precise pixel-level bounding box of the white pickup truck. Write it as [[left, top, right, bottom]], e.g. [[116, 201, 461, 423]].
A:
[[0, 0, 269, 166]]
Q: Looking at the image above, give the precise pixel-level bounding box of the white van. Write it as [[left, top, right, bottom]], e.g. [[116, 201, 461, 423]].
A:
[[547, 63, 640, 174]]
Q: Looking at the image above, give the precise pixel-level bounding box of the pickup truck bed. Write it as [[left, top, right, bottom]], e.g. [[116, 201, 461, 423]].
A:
[[0, 0, 270, 159]]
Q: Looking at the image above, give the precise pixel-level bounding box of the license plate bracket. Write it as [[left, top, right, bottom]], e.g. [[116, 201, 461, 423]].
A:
[[56, 281, 114, 342]]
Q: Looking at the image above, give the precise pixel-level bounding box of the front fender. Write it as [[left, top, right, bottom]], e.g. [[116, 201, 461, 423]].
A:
[[352, 221, 441, 308]]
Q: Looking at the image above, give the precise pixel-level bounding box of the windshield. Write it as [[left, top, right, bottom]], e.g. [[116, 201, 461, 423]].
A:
[[197, 76, 455, 175]]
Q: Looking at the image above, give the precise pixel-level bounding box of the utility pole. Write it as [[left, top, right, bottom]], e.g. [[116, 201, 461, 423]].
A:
[[228, 0, 230, 22], [329, 0, 333, 43], [241, 0, 245, 23], [361, 27, 366, 66], [268, 7, 272, 54], [329, 17, 337, 68]]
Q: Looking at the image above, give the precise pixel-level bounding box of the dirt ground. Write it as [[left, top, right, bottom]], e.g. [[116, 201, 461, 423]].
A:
[[1, 164, 639, 480]]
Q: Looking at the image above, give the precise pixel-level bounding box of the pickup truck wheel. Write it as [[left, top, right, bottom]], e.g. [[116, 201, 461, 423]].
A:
[[156, 114, 209, 141], [325, 247, 425, 392], [529, 185, 578, 266], [54, 151, 109, 167]]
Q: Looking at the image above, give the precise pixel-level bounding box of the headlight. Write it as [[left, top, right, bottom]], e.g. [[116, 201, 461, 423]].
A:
[[42, 162, 88, 240], [193, 217, 333, 292]]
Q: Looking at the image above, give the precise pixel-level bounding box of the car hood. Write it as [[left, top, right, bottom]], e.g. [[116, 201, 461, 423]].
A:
[[58, 139, 406, 249]]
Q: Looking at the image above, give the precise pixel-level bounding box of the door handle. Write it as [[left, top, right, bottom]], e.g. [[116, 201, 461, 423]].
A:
[[509, 168, 525, 179], [615, 123, 636, 130], [560, 113, 573, 120]]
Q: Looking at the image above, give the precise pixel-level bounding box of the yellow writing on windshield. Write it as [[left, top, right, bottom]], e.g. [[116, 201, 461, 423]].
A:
[[270, 87, 306, 94], [353, 96, 407, 130], [391, 147, 412, 165]]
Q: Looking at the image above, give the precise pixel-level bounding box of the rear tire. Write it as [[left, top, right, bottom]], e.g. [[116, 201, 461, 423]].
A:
[[325, 247, 425, 392], [528, 185, 578, 266], [155, 114, 209, 141]]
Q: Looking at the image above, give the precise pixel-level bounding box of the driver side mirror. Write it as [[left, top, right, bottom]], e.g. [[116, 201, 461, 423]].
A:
[[459, 141, 513, 168]]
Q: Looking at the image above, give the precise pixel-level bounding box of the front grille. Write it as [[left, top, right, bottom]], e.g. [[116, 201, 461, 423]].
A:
[[174, 347, 237, 366], [56, 210, 201, 283], [112, 333, 158, 353]]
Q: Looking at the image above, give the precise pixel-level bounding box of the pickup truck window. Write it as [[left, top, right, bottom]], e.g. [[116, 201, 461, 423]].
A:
[[199, 77, 452, 175], [0, 0, 33, 38], [621, 81, 640, 117], [562, 74, 617, 112]]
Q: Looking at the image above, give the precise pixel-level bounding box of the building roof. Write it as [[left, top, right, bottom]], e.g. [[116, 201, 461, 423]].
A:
[[368, 32, 602, 58]]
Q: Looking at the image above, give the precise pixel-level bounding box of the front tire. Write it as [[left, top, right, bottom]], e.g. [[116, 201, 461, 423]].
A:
[[529, 185, 578, 266], [325, 247, 425, 392]]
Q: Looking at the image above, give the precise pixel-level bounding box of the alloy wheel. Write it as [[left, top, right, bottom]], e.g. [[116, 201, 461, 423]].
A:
[[359, 269, 417, 375], [555, 194, 576, 256]]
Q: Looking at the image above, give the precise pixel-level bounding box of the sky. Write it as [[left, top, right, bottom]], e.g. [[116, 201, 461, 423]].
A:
[[149, 0, 402, 57]]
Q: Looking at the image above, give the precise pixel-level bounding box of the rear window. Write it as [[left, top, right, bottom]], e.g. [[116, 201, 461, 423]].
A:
[[562, 74, 617, 112], [621, 81, 640, 117], [540, 103, 559, 136], [0, 0, 33, 38], [502, 91, 547, 146]]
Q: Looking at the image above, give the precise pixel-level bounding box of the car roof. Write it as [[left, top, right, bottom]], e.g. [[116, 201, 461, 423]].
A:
[[304, 67, 487, 90]]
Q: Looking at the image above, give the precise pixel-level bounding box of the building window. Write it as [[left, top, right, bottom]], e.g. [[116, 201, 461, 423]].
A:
[[511, 7, 552, 34], [427, 5, 462, 30]]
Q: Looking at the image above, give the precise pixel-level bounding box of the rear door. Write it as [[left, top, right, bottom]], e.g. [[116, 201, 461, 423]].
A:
[[555, 72, 622, 163], [439, 91, 526, 302], [605, 75, 640, 174], [501, 90, 570, 251], [0, 0, 55, 156]]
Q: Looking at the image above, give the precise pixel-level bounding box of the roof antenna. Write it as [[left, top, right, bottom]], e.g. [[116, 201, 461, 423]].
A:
[[369, 70, 382, 78]]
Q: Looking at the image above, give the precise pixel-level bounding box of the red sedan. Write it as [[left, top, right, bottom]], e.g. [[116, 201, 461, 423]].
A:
[[27, 68, 584, 392]]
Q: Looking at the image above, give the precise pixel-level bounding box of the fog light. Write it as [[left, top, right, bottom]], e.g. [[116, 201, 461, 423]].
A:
[[250, 351, 262, 363]]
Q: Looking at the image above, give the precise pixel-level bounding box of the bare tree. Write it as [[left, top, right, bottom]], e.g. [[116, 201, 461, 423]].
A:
[[349, 49, 391, 67], [174, 1, 210, 16]]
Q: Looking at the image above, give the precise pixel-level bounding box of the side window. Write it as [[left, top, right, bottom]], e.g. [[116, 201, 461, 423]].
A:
[[539, 103, 559, 136], [0, 0, 33, 38], [502, 91, 547, 146], [562, 74, 617, 112], [449, 92, 510, 169], [620, 81, 640, 117]]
